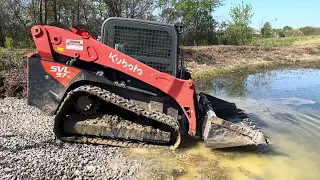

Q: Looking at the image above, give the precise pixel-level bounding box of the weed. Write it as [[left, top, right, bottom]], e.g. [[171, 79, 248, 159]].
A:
[[4, 37, 14, 49]]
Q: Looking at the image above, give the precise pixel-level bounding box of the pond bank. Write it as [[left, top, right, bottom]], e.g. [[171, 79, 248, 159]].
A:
[[183, 43, 320, 81], [192, 60, 320, 90]]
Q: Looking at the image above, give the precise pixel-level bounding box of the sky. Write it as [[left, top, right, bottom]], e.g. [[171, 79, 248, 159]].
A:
[[214, 0, 320, 30]]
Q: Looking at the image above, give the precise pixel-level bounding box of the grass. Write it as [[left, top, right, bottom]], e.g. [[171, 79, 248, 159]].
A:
[[247, 35, 320, 48]]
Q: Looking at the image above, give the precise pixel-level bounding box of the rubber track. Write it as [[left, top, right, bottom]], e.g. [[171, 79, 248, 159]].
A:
[[64, 114, 171, 142], [54, 85, 181, 149]]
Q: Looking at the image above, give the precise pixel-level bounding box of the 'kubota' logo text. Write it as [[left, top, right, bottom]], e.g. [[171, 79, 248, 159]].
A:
[[109, 52, 143, 76], [49, 66, 71, 78]]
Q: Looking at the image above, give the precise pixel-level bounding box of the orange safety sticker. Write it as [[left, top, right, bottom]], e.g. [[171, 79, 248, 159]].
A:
[[41, 60, 81, 86]]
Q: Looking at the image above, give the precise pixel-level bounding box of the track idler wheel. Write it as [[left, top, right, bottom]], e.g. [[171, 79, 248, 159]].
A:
[[74, 95, 100, 116]]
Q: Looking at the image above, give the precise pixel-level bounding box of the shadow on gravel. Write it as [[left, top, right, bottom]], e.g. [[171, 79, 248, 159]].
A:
[[0, 139, 64, 153], [0, 135, 17, 138]]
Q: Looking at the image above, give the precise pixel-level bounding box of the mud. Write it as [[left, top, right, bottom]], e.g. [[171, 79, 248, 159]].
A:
[[123, 139, 230, 180]]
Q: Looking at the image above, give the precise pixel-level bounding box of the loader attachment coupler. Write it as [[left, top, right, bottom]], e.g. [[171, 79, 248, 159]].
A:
[[199, 93, 268, 148]]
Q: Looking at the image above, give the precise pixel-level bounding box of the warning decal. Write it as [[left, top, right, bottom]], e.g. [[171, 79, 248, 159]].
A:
[[66, 39, 83, 50]]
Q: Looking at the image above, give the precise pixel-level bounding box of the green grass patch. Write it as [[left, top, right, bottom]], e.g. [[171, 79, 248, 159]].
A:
[[193, 62, 275, 80], [192, 60, 320, 88], [247, 35, 320, 48]]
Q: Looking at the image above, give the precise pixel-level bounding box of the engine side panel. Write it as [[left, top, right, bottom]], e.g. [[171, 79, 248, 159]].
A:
[[27, 57, 179, 119]]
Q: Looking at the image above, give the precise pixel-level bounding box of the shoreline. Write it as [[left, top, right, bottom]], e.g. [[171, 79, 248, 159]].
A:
[[191, 59, 320, 81], [181, 44, 320, 82]]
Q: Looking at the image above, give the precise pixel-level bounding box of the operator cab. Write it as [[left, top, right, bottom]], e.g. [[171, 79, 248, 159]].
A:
[[101, 17, 182, 77]]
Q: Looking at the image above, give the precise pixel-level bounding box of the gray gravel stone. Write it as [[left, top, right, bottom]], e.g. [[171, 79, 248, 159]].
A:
[[0, 98, 141, 179]]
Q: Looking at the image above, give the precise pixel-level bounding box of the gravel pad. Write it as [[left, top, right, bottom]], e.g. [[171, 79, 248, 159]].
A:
[[0, 98, 141, 179]]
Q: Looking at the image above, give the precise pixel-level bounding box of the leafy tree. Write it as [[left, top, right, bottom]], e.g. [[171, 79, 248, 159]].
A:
[[283, 26, 293, 31], [279, 31, 286, 37], [100, 0, 155, 19], [261, 22, 274, 38], [214, 21, 228, 44], [0, 0, 156, 47], [0, 0, 265, 47], [157, 0, 222, 45], [224, 1, 254, 45], [299, 26, 320, 36]]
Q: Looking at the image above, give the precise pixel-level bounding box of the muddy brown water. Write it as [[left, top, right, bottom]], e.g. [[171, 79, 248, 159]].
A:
[[125, 68, 320, 180]]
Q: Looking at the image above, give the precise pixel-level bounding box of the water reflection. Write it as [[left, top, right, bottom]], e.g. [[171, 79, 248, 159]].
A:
[[200, 68, 320, 106], [211, 75, 248, 97]]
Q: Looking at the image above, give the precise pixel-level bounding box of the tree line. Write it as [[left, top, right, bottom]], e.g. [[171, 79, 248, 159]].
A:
[[260, 23, 320, 38], [0, 0, 254, 47], [0, 0, 319, 48]]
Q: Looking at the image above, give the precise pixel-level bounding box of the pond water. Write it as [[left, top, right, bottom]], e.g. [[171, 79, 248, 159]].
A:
[[128, 68, 320, 180], [206, 68, 320, 179]]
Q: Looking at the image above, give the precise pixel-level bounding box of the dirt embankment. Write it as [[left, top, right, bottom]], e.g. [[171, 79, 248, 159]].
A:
[[0, 66, 26, 98], [183, 43, 320, 77], [0, 49, 29, 98]]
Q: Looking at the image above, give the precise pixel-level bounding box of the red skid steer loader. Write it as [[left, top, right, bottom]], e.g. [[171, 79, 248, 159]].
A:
[[27, 17, 268, 149]]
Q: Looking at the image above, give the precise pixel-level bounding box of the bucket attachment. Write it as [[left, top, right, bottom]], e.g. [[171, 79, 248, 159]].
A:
[[198, 93, 268, 149]]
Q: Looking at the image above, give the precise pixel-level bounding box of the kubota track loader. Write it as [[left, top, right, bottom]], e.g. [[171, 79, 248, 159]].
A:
[[27, 17, 268, 149]]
